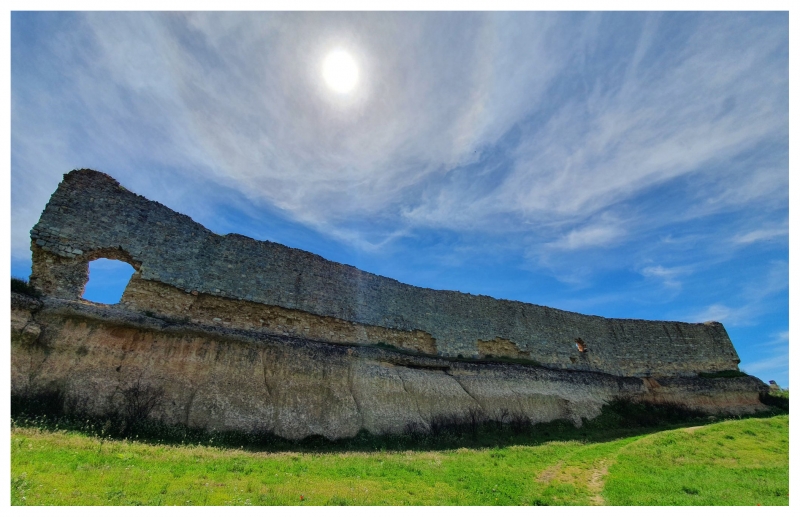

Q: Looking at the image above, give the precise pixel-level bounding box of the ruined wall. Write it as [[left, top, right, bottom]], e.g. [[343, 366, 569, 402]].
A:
[[30, 169, 742, 378], [11, 295, 767, 440]]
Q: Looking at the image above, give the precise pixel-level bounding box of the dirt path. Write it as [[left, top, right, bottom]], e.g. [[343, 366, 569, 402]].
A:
[[683, 425, 705, 434], [536, 458, 610, 505], [533, 432, 669, 505], [536, 461, 563, 484], [587, 460, 609, 505]]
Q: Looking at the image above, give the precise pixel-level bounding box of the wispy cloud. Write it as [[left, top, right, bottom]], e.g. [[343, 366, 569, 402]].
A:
[[690, 304, 746, 325], [743, 354, 788, 377], [739, 330, 789, 384], [408, 14, 785, 230], [731, 222, 789, 245], [546, 219, 626, 251], [11, 13, 787, 259], [685, 261, 787, 325], [640, 265, 690, 290]]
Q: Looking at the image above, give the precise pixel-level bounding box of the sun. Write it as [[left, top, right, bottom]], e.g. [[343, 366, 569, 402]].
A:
[[322, 50, 359, 94]]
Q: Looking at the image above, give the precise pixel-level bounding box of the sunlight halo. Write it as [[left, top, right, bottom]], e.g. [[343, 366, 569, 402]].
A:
[[322, 50, 359, 94]]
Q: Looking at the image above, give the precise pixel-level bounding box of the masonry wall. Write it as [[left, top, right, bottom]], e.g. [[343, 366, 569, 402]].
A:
[[30, 169, 742, 378]]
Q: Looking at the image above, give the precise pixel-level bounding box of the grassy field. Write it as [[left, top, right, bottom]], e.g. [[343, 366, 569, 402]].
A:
[[11, 413, 788, 506]]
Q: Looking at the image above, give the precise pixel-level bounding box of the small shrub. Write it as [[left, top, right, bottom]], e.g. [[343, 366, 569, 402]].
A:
[[465, 407, 487, 437], [403, 421, 428, 436], [11, 277, 40, 298], [121, 379, 165, 426], [760, 390, 789, 411], [508, 413, 532, 433], [596, 399, 707, 429], [11, 388, 66, 417], [429, 414, 462, 437]]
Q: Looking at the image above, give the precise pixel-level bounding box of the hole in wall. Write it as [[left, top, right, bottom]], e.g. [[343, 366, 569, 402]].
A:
[[82, 258, 136, 304]]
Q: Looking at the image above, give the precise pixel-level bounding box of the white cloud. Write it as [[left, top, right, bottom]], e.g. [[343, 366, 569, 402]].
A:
[[11, 12, 788, 260], [685, 261, 787, 325], [12, 13, 569, 249], [547, 220, 626, 251], [502, 19, 784, 220], [690, 304, 739, 324], [742, 354, 788, 377], [403, 15, 786, 243], [732, 223, 789, 245], [640, 265, 691, 290], [738, 329, 788, 385]]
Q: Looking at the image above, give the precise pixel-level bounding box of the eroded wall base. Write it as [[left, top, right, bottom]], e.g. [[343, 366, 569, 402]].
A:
[[11, 294, 769, 440]]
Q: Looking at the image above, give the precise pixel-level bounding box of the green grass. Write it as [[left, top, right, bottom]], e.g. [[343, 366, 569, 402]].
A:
[[11, 415, 787, 506], [603, 415, 789, 505]]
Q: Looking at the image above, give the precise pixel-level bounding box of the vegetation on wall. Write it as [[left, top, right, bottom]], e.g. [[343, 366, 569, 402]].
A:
[[11, 277, 40, 298]]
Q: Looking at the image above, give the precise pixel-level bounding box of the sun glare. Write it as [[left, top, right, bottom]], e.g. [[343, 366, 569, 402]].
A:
[[322, 50, 359, 94]]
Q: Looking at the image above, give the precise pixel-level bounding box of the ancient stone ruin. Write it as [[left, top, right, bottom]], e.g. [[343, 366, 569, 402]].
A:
[[11, 169, 768, 439]]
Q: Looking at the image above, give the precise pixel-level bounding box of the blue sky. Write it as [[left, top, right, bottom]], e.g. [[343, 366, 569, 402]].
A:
[[10, 11, 789, 387]]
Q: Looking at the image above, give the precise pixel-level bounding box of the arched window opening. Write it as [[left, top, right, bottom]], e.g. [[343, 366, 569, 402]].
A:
[[82, 258, 136, 304]]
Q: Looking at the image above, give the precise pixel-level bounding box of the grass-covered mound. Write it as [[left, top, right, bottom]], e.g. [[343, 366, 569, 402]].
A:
[[11, 386, 789, 505], [602, 415, 788, 505]]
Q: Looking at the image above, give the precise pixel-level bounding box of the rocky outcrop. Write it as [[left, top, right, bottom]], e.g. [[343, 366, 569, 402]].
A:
[[11, 294, 768, 440]]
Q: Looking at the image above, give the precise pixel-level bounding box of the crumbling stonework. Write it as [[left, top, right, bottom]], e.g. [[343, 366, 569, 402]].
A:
[[29, 169, 742, 378], [120, 274, 437, 355], [477, 337, 532, 360]]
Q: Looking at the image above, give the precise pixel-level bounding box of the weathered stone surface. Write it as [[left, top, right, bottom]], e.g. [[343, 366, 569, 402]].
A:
[[119, 274, 437, 355], [29, 169, 741, 377], [11, 292, 43, 347], [10, 295, 768, 440], [16, 169, 768, 439]]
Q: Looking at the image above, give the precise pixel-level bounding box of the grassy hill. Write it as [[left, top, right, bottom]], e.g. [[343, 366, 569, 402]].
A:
[[11, 412, 788, 505]]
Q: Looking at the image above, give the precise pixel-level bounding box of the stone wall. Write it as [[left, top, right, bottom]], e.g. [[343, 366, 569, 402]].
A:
[[30, 169, 742, 378]]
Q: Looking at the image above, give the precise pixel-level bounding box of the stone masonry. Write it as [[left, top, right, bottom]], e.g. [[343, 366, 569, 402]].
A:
[[30, 169, 742, 378]]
